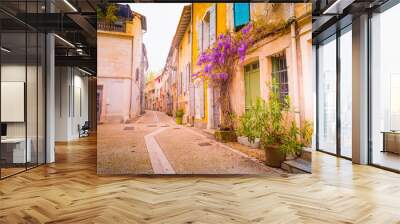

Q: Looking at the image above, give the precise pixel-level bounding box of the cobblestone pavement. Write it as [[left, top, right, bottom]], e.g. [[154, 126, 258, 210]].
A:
[[98, 110, 280, 175]]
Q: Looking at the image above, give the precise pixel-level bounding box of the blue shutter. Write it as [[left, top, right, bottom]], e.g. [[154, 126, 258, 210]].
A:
[[233, 3, 250, 29]]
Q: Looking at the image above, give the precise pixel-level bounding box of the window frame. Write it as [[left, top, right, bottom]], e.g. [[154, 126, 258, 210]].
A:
[[270, 54, 289, 103]]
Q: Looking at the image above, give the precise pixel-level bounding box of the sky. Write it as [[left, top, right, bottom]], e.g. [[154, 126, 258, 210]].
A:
[[128, 3, 187, 75]]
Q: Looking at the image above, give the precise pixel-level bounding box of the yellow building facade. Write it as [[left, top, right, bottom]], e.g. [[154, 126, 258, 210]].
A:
[[175, 5, 192, 124], [192, 3, 227, 129]]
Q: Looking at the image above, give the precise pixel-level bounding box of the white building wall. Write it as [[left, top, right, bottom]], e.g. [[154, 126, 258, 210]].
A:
[[55, 67, 89, 141]]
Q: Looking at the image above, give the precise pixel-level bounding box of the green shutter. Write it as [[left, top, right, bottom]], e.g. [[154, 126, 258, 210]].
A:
[[244, 62, 260, 110]]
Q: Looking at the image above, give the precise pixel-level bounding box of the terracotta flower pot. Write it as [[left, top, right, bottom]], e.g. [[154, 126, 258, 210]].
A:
[[264, 144, 286, 168]]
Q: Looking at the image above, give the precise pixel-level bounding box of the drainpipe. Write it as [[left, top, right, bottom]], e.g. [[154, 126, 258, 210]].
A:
[[290, 3, 301, 124], [128, 33, 134, 122]]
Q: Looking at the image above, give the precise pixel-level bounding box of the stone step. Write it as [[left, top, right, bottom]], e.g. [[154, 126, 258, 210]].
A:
[[301, 147, 312, 162], [281, 158, 311, 174]]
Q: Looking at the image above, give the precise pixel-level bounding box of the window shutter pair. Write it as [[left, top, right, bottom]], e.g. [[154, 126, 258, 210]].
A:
[[199, 80, 205, 118], [183, 65, 186, 95], [189, 81, 195, 116], [182, 69, 186, 95], [197, 5, 216, 53], [178, 72, 182, 95], [186, 63, 191, 93]]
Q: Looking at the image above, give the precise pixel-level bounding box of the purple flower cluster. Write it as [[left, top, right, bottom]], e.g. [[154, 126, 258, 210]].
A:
[[242, 23, 253, 35], [193, 22, 253, 82]]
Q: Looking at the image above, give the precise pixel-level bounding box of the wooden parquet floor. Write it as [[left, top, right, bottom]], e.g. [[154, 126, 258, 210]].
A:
[[1, 135, 400, 223]]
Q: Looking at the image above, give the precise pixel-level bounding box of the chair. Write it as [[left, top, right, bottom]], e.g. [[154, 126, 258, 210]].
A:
[[79, 121, 90, 138]]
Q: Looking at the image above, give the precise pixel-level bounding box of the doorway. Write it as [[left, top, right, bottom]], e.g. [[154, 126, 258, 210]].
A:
[[97, 85, 103, 122]]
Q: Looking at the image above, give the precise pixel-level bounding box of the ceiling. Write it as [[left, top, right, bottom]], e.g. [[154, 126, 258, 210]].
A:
[[0, 0, 98, 74], [312, 0, 390, 43]]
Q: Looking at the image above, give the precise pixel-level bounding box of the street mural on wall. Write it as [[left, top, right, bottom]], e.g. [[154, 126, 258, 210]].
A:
[[97, 2, 313, 175]]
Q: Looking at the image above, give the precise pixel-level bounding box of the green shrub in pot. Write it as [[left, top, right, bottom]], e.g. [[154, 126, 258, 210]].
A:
[[260, 80, 289, 167], [261, 79, 314, 166], [237, 98, 266, 146]]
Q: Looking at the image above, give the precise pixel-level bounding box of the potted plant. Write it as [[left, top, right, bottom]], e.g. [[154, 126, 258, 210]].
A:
[[214, 112, 237, 142], [237, 98, 265, 148], [261, 80, 314, 167], [260, 81, 288, 167], [175, 109, 184, 125]]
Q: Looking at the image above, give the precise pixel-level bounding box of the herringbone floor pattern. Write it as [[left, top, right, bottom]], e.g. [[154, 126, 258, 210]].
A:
[[1, 135, 400, 223]]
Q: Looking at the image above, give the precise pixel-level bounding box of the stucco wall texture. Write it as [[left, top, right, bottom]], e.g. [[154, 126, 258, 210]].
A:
[[97, 16, 144, 123]]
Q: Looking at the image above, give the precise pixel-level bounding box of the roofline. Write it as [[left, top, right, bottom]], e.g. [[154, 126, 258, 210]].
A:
[[161, 4, 191, 75], [171, 5, 192, 47]]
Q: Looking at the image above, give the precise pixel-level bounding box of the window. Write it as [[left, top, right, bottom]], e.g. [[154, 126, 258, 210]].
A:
[[244, 61, 260, 109], [370, 3, 400, 171], [186, 63, 191, 93], [197, 5, 216, 53], [179, 72, 183, 95], [182, 67, 186, 95], [271, 54, 289, 102], [202, 12, 210, 50], [233, 3, 250, 30], [0, 2, 46, 179], [188, 29, 191, 46], [339, 27, 352, 158], [317, 36, 337, 155]]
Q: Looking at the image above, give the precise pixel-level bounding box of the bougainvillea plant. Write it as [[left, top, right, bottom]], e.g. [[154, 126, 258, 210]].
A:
[[193, 23, 254, 130]]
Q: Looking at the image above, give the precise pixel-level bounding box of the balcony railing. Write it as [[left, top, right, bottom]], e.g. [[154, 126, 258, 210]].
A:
[[97, 21, 126, 33]]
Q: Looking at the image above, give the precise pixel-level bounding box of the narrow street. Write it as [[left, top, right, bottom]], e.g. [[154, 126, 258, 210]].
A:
[[98, 110, 280, 175]]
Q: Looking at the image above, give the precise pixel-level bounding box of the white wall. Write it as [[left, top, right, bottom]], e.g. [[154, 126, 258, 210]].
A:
[[1, 63, 46, 164], [1, 65, 39, 138], [55, 67, 89, 141]]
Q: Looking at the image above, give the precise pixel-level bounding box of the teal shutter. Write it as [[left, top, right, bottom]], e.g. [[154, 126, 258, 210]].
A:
[[233, 3, 250, 29]]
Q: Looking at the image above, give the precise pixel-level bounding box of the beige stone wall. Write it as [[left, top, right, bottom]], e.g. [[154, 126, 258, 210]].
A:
[[228, 4, 312, 125], [129, 16, 144, 118], [97, 16, 144, 123]]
